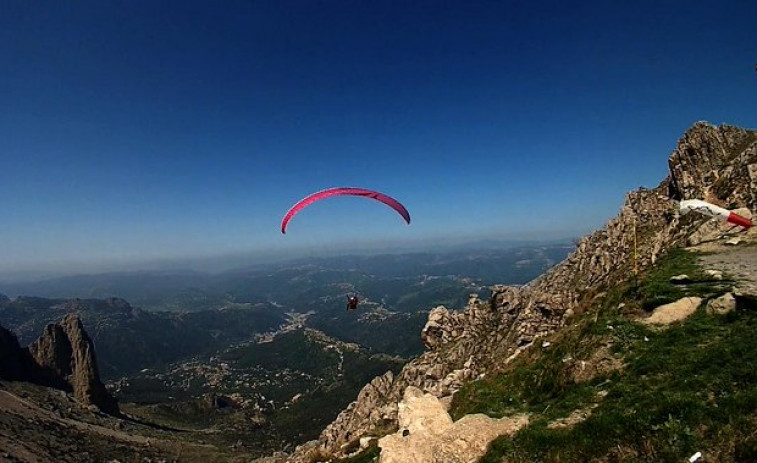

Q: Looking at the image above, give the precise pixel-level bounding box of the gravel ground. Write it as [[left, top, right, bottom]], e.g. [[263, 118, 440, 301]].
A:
[[692, 227, 757, 296]]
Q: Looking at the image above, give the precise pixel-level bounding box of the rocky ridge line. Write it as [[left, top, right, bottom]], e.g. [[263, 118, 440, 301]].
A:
[[277, 122, 756, 462]]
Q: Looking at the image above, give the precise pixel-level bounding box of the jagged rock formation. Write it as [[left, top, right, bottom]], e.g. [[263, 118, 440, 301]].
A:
[[272, 122, 757, 462], [30, 314, 119, 414], [29, 322, 76, 389], [0, 315, 118, 414], [667, 122, 757, 211]]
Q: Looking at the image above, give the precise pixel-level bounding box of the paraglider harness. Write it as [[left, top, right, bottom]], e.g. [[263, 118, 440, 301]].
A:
[[346, 295, 359, 311]]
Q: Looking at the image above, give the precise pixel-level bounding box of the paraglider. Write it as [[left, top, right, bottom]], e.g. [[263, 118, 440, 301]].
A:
[[346, 295, 360, 311], [679, 199, 752, 229], [281, 187, 411, 234]]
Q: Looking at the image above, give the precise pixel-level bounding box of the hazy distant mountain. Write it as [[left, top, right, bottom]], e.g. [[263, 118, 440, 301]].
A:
[[0, 244, 572, 379], [0, 243, 572, 312], [0, 296, 287, 379]]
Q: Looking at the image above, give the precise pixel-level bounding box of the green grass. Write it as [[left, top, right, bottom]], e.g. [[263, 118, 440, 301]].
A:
[[478, 308, 757, 462], [633, 248, 729, 310], [450, 320, 606, 423], [450, 248, 757, 462]]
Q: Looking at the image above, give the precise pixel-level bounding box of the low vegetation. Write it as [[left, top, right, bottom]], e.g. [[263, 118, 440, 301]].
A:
[[450, 249, 757, 462], [309, 310, 429, 357]]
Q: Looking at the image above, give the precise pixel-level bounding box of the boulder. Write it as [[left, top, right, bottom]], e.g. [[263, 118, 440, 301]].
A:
[[378, 387, 528, 463], [643, 297, 702, 326], [706, 293, 736, 316]]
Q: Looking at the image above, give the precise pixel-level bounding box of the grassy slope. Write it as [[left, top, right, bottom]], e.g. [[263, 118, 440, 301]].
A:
[[450, 249, 757, 462]]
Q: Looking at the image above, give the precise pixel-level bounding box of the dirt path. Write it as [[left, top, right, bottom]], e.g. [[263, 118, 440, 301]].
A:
[[0, 389, 151, 445], [0, 385, 232, 463], [692, 228, 757, 296]]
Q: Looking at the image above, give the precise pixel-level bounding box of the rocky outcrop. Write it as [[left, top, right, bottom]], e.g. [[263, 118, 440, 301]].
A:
[[29, 314, 119, 414], [377, 387, 528, 463], [29, 314, 118, 413], [29, 322, 75, 389], [667, 122, 757, 211], [1, 315, 118, 414], [0, 325, 28, 380], [641, 297, 702, 326], [280, 122, 757, 462], [706, 293, 737, 316], [420, 295, 494, 350], [320, 371, 397, 453]]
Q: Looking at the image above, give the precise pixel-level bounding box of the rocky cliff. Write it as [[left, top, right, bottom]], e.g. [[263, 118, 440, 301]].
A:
[[0, 325, 29, 380], [0, 314, 119, 414], [282, 122, 756, 462]]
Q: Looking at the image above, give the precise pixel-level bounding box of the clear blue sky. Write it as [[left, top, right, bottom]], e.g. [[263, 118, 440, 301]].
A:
[[1, 0, 756, 275]]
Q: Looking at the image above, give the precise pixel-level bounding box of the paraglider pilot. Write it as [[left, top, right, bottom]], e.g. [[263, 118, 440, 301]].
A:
[[346, 295, 359, 311]]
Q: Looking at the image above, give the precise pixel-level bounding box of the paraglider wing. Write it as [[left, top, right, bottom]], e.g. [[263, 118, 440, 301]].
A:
[[281, 187, 411, 234]]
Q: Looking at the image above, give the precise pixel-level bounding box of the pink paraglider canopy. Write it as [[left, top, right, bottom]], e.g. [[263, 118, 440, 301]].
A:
[[281, 187, 411, 234]]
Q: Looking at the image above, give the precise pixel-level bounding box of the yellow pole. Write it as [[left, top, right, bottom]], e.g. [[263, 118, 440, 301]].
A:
[[633, 216, 638, 279]]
